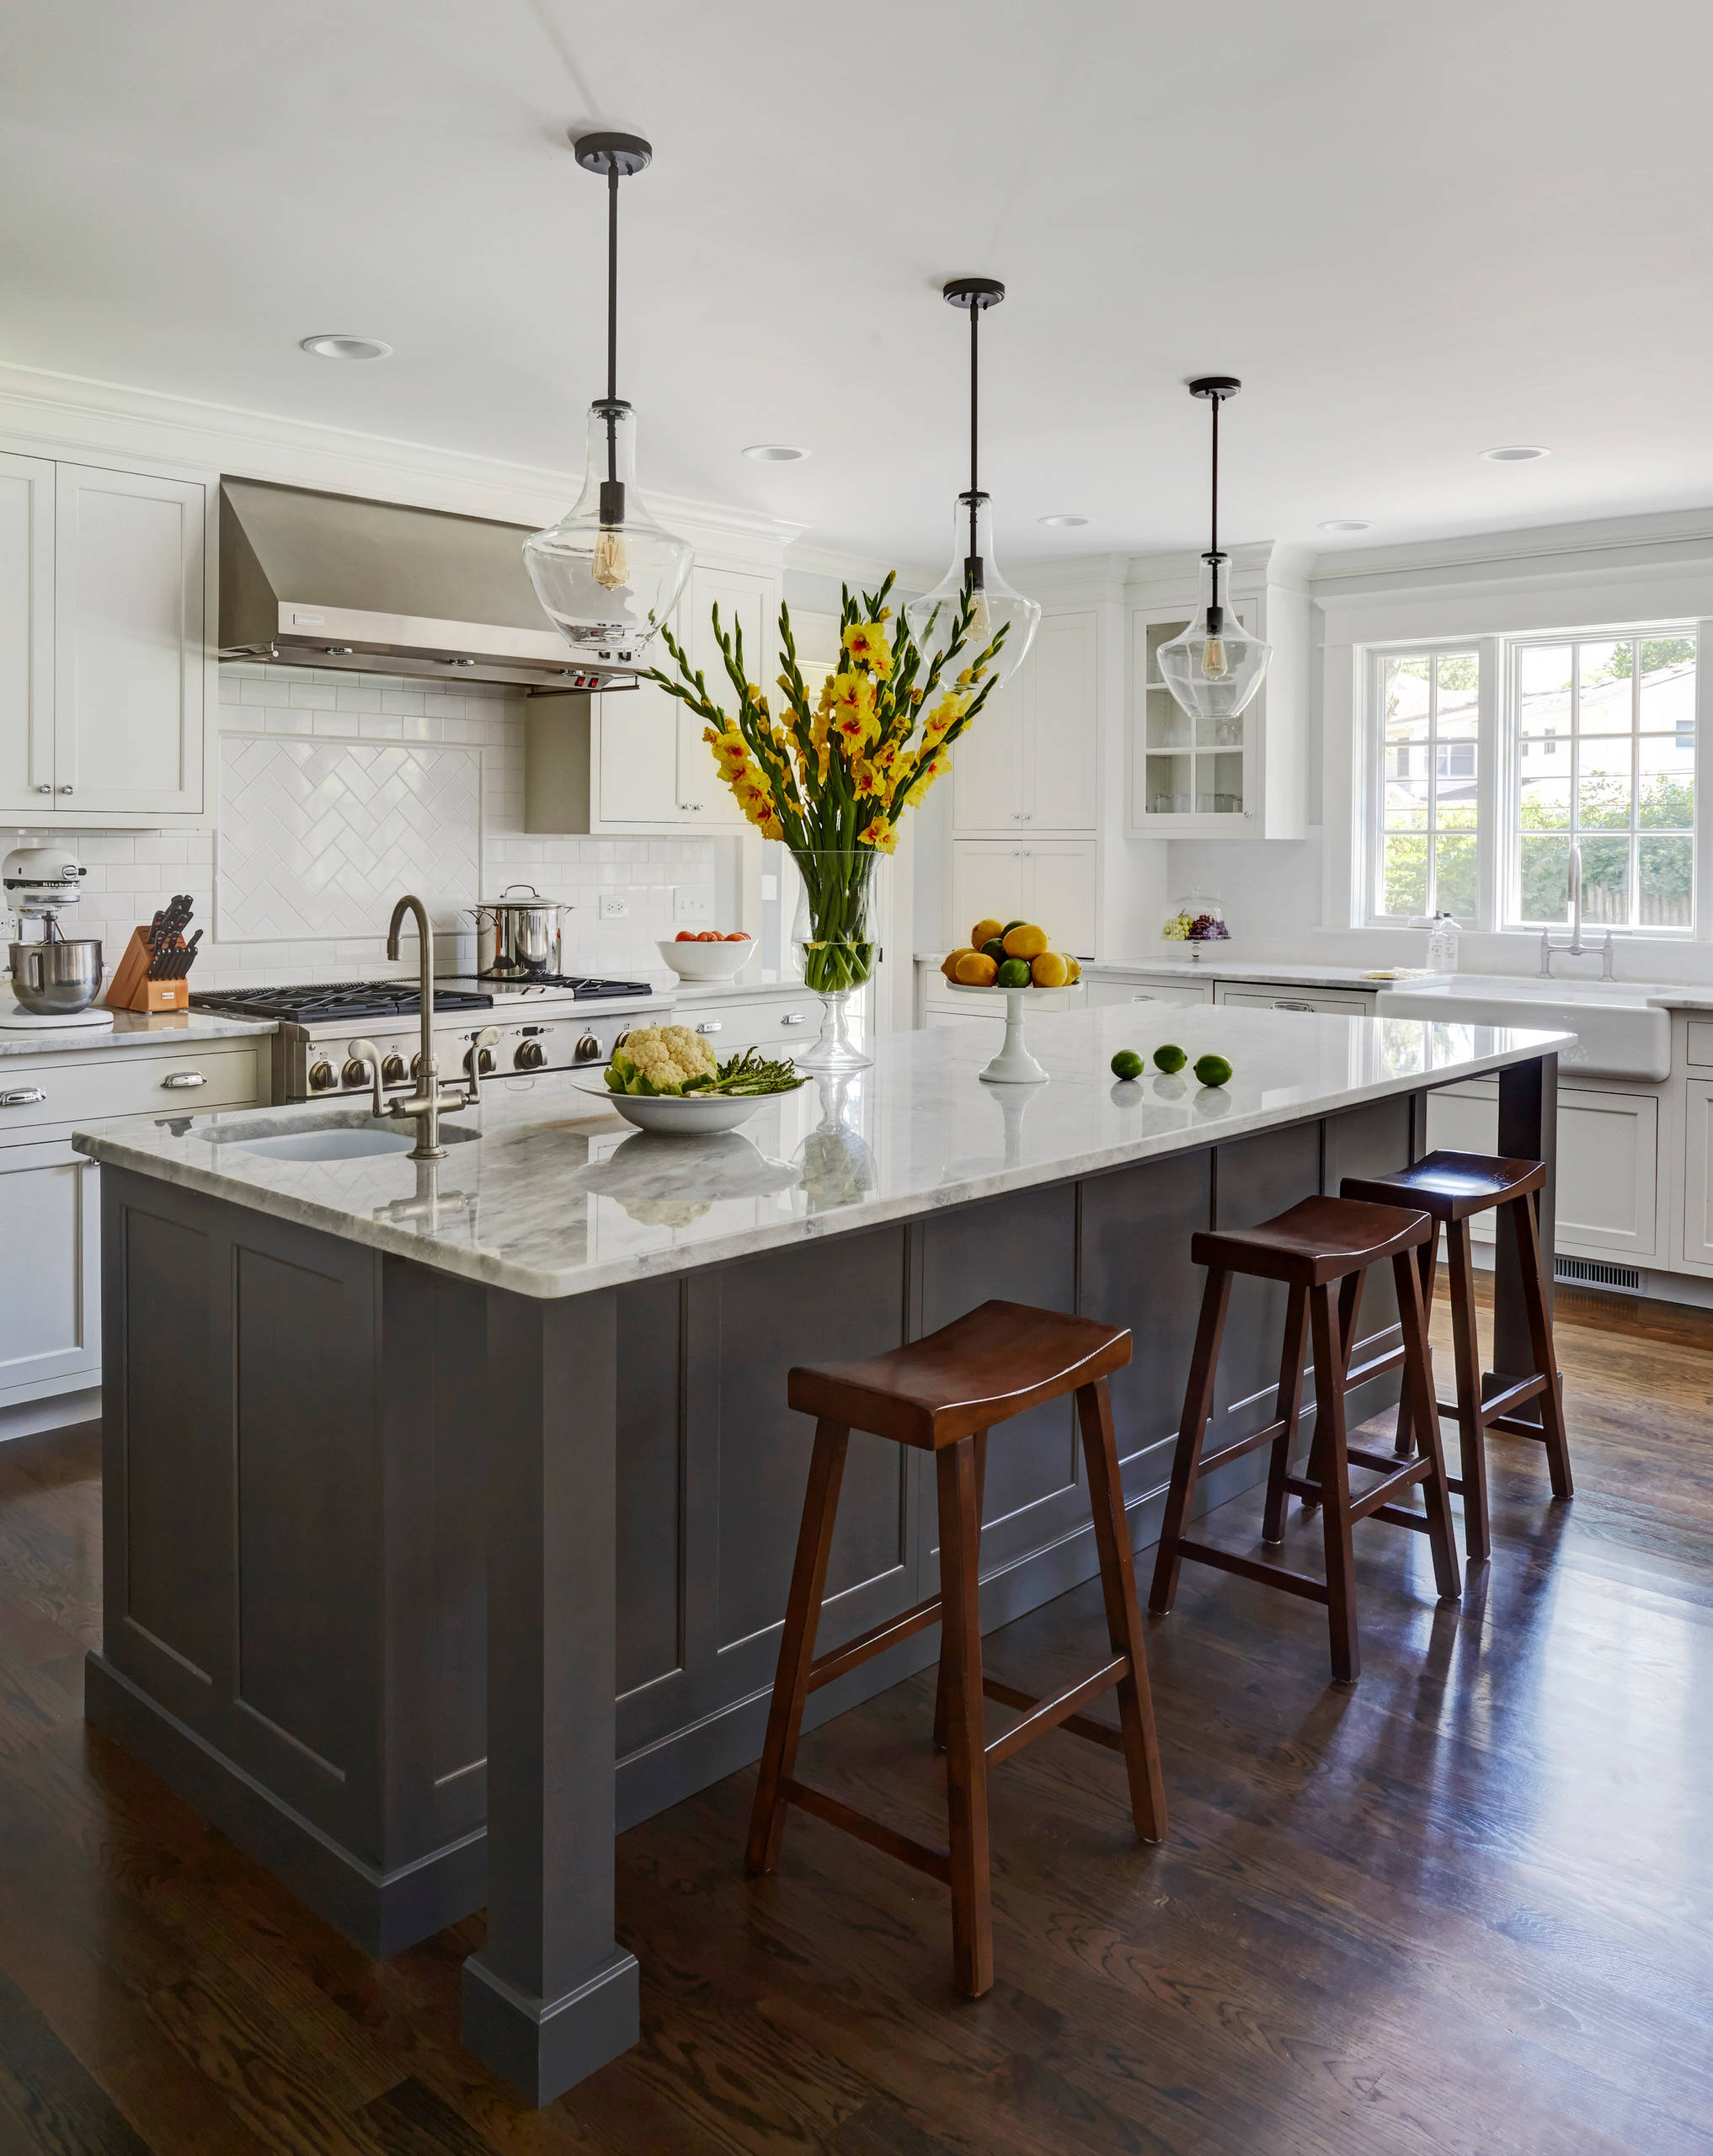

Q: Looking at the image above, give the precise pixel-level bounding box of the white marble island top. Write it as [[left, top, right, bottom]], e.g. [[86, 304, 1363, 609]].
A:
[[0, 1008, 277, 1059], [72, 1004, 1574, 1302]]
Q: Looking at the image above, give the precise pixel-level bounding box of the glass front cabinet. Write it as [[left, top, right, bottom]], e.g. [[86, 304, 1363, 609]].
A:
[[1126, 547, 1310, 841]]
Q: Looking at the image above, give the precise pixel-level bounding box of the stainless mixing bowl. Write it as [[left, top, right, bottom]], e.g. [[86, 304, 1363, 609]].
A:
[[8, 937, 104, 1016]]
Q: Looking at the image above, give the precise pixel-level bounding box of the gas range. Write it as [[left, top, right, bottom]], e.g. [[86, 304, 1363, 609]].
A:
[[194, 978, 674, 1103]]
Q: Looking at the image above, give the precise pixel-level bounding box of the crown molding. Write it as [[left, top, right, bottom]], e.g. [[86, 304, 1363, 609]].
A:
[[784, 539, 934, 594], [1307, 503, 1713, 596], [0, 360, 802, 562]]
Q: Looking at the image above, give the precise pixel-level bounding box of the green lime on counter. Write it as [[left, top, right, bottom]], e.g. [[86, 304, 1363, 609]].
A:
[[1194, 1053, 1233, 1087], [996, 958, 1032, 988], [1153, 1044, 1187, 1074], [1110, 1049, 1145, 1081]]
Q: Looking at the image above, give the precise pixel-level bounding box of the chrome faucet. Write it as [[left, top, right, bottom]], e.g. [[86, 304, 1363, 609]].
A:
[[1540, 838, 1615, 980], [344, 896, 494, 1161]]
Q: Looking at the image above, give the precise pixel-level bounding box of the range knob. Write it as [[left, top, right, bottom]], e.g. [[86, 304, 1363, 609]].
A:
[[514, 1039, 546, 1070], [342, 1056, 371, 1088], [381, 1053, 406, 1086], [465, 1044, 496, 1077], [410, 1051, 426, 1083], [307, 1059, 336, 1092], [574, 1032, 601, 1063]]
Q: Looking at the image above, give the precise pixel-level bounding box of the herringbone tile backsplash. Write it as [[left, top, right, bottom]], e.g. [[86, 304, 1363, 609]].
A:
[[34, 668, 717, 986]]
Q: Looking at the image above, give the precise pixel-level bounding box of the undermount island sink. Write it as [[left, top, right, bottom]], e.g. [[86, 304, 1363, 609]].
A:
[[1374, 978, 1673, 1081], [220, 1113, 481, 1163]]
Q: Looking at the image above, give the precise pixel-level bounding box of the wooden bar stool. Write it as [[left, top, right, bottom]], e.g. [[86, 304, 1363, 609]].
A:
[[748, 1299, 1166, 1999], [1148, 1196, 1461, 1683], [1339, 1150, 1573, 1565]]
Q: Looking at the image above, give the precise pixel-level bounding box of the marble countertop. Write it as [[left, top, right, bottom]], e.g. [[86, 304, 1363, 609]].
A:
[[72, 1003, 1574, 1303], [0, 1009, 277, 1059], [918, 952, 1713, 1003]]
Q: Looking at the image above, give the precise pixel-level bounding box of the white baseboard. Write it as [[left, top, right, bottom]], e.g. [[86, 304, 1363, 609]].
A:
[[0, 1387, 101, 1444]]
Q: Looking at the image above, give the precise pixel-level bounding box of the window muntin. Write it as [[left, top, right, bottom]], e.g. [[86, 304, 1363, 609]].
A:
[[1511, 634, 1695, 931], [1375, 648, 1481, 922]]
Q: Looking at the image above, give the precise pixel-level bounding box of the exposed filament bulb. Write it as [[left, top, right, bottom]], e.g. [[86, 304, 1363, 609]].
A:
[[1201, 634, 1229, 681], [593, 525, 629, 593]]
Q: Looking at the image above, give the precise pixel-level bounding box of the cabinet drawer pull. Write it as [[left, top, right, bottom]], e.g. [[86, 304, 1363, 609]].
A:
[[696, 1021, 723, 1034], [1273, 1001, 1315, 1012], [780, 1011, 805, 1025], [161, 1070, 208, 1089], [1, 1087, 46, 1107]]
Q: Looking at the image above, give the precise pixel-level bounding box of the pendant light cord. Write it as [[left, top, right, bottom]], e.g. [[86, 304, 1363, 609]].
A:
[[965, 301, 982, 584], [605, 162, 620, 486], [1209, 390, 1219, 562]]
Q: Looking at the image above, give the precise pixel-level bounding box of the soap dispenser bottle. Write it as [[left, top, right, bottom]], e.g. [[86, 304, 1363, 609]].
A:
[[1425, 911, 1460, 975]]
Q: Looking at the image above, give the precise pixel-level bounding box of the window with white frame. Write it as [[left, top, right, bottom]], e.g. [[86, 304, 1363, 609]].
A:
[[1510, 633, 1695, 931], [1373, 648, 1481, 922]]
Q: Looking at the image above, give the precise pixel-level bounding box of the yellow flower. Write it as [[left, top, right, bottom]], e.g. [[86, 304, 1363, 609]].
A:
[[842, 620, 894, 679], [760, 814, 784, 841], [923, 692, 969, 742], [857, 817, 899, 855], [829, 670, 874, 720]]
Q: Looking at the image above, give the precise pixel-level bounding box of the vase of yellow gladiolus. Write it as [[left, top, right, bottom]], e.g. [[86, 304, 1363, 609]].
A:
[[650, 571, 1004, 1070]]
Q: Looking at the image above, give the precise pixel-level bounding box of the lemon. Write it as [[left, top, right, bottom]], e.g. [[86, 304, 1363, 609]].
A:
[[1001, 922, 1048, 960], [954, 950, 999, 987], [1031, 949, 1070, 988], [969, 917, 1004, 949], [941, 947, 974, 981], [1065, 956, 1081, 983]]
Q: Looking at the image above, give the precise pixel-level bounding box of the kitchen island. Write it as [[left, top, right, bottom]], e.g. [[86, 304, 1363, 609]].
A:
[[72, 1002, 1572, 2105]]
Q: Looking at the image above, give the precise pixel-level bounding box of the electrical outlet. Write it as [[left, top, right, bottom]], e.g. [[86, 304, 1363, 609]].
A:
[[598, 892, 628, 921], [673, 889, 712, 924], [760, 873, 779, 902]]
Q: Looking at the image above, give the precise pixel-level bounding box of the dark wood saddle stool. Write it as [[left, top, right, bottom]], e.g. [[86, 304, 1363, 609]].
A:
[[1149, 1195, 1462, 1682], [1338, 1150, 1573, 1564], [748, 1299, 1167, 1999]]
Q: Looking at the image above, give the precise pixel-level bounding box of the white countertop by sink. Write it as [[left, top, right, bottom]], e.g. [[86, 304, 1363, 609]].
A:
[[0, 1009, 277, 1059], [72, 1003, 1573, 1302]]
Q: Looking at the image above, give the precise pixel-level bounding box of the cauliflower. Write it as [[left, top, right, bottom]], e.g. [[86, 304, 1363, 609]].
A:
[[604, 1023, 718, 1097]]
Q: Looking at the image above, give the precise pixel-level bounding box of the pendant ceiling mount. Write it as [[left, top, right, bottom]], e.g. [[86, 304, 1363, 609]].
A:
[[1156, 374, 1273, 726], [521, 128, 691, 673], [902, 277, 1039, 689]]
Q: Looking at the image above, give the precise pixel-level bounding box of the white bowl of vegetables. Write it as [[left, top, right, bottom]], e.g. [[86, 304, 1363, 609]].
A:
[[574, 1023, 807, 1135]]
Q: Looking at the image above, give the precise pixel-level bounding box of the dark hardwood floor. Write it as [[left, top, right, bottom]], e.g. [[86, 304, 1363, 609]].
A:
[[2, 1276, 1710, 2154]]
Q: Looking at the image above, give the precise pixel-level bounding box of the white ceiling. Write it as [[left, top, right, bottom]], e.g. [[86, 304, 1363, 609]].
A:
[[5, 0, 1713, 570]]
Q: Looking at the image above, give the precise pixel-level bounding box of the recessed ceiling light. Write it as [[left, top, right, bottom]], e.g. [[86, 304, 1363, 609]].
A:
[[743, 444, 809, 462], [1480, 444, 1550, 462], [1038, 513, 1091, 528], [1318, 519, 1372, 532], [300, 334, 392, 361]]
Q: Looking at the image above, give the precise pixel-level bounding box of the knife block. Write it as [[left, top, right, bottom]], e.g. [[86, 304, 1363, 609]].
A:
[[104, 928, 191, 1012]]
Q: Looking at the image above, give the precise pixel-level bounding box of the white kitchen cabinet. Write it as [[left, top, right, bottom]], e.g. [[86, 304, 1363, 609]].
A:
[[670, 985, 818, 1054], [1425, 1079, 1658, 1260], [53, 463, 206, 817], [0, 451, 56, 819], [1213, 984, 1377, 1017], [675, 567, 766, 829], [948, 839, 1096, 957], [1085, 974, 1213, 1009], [1683, 1080, 1713, 1268], [953, 608, 1097, 835], [0, 1137, 99, 1406]]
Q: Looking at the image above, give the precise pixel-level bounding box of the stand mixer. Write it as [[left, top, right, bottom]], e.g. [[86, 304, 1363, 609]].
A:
[[3, 846, 113, 1031]]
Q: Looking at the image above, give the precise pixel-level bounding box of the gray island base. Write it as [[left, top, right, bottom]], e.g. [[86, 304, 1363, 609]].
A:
[[72, 1004, 1572, 2105]]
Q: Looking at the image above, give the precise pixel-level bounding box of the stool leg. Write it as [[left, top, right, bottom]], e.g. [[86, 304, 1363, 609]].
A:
[[1515, 1190, 1576, 1501], [1076, 1380, 1168, 1844], [1262, 1283, 1310, 1545], [1308, 1283, 1361, 1683], [1301, 1267, 1360, 1513], [933, 1429, 988, 1752], [1395, 1248, 1462, 1598], [1444, 1218, 1491, 1565], [936, 1434, 992, 1998], [1149, 1267, 1231, 1615], [746, 1420, 850, 1876], [1393, 1227, 1439, 1460]]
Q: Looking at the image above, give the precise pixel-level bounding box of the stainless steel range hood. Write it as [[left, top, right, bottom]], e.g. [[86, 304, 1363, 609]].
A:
[[218, 478, 636, 692]]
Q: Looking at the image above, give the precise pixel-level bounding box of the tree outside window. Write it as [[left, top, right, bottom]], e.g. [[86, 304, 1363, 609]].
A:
[[1376, 649, 1481, 921]]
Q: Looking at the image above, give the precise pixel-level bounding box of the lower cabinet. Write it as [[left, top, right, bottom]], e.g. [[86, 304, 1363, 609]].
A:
[[0, 1137, 99, 1405], [1213, 984, 1377, 1017], [1684, 1080, 1713, 1267], [1086, 975, 1214, 1010], [1426, 1079, 1659, 1261], [948, 839, 1096, 956], [670, 988, 818, 1057]]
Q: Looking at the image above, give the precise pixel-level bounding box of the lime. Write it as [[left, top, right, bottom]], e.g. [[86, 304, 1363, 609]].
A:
[[982, 937, 1008, 961], [1194, 1053, 1233, 1087], [1110, 1049, 1144, 1081], [1153, 1044, 1187, 1074], [1001, 919, 1027, 935], [996, 958, 1032, 988]]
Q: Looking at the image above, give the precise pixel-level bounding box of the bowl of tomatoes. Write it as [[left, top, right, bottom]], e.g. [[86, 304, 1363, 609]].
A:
[[658, 930, 756, 982]]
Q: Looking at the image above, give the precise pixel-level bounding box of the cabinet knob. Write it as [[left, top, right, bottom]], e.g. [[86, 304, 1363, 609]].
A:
[[57, 785, 73, 794], [36, 784, 51, 795], [1, 1086, 47, 1107], [161, 1070, 207, 1089]]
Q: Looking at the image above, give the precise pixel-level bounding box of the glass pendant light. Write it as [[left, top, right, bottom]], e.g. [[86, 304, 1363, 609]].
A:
[[1156, 376, 1272, 724], [523, 132, 692, 670], [904, 279, 1039, 689]]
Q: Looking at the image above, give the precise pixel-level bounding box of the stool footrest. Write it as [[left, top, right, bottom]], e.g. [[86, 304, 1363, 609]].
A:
[[1171, 1536, 1329, 1604], [1345, 1342, 1405, 1389], [1347, 1442, 1423, 1476], [1195, 1413, 1294, 1477], [1478, 1374, 1548, 1426], [808, 1592, 942, 1694], [980, 1658, 1128, 1768], [1347, 1458, 1430, 1524], [1371, 1502, 1433, 1534], [778, 1777, 952, 1885], [1488, 1411, 1551, 1440]]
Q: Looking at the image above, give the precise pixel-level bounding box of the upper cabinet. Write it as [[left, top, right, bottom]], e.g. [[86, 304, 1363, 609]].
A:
[[0, 456, 209, 825], [952, 606, 1097, 835], [1128, 548, 1310, 841]]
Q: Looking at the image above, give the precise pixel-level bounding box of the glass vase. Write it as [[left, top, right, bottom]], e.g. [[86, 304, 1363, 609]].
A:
[[790, 848, 878, 1072]]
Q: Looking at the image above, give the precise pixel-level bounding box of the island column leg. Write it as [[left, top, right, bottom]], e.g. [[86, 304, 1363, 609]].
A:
[[1490, 1051, 1557, 1423], [460, 1284, 639, 2106]]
